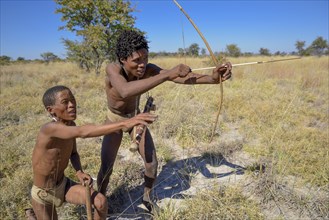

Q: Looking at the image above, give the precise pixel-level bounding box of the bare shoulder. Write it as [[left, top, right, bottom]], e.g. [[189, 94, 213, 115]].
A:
[[39, 122, 58, 136], [106, 62, 121, 76], [40, 121, 56, 132], [40, 121, 75, 136]]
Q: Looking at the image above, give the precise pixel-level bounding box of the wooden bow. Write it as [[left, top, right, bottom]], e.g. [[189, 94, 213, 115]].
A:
[[173, 0, 223, 142], [84, 180, 92, 220]]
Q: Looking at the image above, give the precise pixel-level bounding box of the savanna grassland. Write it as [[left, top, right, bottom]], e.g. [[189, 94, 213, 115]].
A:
[[0, 56, 328, 219]]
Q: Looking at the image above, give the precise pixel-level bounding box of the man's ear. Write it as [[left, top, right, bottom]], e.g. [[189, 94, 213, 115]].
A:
[[46, 106, 54, 116], [119, 57, 126, 64]]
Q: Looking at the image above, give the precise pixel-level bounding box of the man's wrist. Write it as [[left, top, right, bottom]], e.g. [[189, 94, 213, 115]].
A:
[[76, 170, 83, 175]]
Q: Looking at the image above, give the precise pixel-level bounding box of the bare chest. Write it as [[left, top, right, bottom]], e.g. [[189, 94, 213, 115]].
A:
[[106, 89, 140, 114]]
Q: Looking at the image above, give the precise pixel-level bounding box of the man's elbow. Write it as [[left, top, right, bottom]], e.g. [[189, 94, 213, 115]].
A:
[[119, 90, 133, 99], [80, 133, 89, 138]]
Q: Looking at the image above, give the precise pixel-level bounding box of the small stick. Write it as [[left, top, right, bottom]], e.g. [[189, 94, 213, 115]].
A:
[[191, 57, 302, 71], [85, 180, 93, 220]]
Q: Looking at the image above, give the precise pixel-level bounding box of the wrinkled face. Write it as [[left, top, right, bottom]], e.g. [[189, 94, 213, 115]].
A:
[[121, 48, 148, 78], [47, 89, 77, 123]]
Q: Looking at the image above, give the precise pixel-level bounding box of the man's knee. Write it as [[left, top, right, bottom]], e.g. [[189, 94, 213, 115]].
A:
[[93, 193, 108, 211]]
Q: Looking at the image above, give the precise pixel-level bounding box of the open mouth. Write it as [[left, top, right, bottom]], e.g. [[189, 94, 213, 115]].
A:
[[68, 110, 76, 115], [137, 69, 145, 76]]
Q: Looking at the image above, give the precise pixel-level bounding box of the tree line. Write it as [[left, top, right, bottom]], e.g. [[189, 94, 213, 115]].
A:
[[173, 36, 328, 57], [1, 0, 328, 71], [2, 36, 327, 67]]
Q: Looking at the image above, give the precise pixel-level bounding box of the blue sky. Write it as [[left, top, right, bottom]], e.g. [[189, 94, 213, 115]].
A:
[[1, 0, 328, 60]]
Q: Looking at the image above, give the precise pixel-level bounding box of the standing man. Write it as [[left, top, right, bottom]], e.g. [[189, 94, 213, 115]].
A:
[[97, 29, 232, 212]]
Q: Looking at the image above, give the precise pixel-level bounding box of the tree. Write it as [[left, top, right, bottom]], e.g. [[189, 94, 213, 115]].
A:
[[274, 51, 287, 56], [188, 43, 200, 56], [274, 51, 281, 56], [17, 57, 25, 61], [63, 39, 93, 71], [308, 36, 328, 56], [259, 47, 271, 56], [55, 0, 139, 75], [177, 48, 186, 56], [0, 55, 11, 65], [226, 44, 241, 57], [40, 52, 59, 63], [243, 52, 254, 57], [148, 52, 157, 58], [295, 40, 306, 56], [200, 48, 207, 56]]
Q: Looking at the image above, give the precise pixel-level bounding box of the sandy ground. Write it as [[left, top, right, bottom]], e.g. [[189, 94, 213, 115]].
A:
[[102, 122, 328, 220], [104, 123, 256, 219]]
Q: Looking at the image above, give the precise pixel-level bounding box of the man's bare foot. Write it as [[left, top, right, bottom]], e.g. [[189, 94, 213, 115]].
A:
[[142, 200, 161, 214], [25, 208, 36, 220]]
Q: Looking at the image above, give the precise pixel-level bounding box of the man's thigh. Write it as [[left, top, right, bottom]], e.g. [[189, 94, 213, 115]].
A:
[[65, 184, 86, 205]]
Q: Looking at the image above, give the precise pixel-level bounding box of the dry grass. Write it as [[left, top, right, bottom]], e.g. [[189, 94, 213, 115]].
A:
[[0, 56, 328, 219], [155, 185, 265, 220]]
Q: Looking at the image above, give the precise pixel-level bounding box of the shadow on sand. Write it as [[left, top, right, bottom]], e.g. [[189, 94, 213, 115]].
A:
[[106, 151, 245, 219]]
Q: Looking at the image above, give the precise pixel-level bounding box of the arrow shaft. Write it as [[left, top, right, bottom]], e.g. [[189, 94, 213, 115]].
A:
[[191, 57, 301, 71]]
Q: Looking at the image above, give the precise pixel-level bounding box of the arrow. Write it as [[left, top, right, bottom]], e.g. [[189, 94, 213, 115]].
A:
[[192, 57, 302, 71]]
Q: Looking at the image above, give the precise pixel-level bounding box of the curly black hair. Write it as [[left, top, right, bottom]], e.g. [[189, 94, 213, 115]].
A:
[[115, 29, 149, 64]]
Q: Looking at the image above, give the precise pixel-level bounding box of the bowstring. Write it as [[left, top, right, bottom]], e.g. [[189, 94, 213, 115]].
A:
[[97, 88, 155, 217], [116, 165, 185, 218], [180, 10, 197, 92], [117, 145, 195, 217]]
